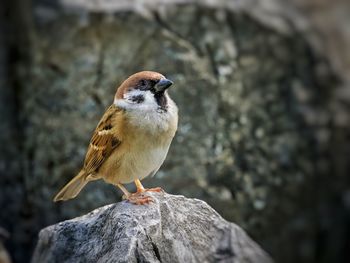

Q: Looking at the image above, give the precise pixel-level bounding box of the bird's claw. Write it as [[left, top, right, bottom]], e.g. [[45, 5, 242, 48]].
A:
[[123, 193, 154, 205], [144, 187, 164, 193], [122, 186, 164, 205], [135, 187, 164, 194]]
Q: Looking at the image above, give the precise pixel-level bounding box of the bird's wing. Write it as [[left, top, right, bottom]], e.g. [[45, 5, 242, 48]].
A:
[[83, 104, 122, 175]]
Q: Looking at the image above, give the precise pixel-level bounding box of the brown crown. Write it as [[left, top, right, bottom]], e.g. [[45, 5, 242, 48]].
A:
[[115, 71, 165, 99]]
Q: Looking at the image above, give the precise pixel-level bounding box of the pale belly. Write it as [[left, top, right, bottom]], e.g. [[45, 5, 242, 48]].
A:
[[100, 144, 170, 185]]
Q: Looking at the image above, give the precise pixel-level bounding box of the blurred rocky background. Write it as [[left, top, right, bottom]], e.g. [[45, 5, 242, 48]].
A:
[[1, 0, 350, 262]]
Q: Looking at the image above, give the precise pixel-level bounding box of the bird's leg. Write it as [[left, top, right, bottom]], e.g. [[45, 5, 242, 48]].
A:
[[116, 184, 131, 199], [134, 179, 164, 193], [116, 183, 152, 205], [134, 179, 145, 193]]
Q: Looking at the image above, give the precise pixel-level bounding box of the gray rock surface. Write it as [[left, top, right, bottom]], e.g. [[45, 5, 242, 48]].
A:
[[32, 193, 272, 263]]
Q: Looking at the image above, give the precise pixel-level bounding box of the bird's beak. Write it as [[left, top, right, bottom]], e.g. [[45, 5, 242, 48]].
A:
[[155, 78, 173, 93]]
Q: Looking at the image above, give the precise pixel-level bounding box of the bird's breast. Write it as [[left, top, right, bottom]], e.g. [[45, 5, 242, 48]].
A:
[[104, 142, 170, 184], [101, 102, 177, 184]]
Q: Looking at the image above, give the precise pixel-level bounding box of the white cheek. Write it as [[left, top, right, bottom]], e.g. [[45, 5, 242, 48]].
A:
[[114, 90, 158, 110], [138, 91, 159, 110]]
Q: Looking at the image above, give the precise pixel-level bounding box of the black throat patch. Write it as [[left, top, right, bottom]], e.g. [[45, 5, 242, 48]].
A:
[[155, 92, 168, 111]]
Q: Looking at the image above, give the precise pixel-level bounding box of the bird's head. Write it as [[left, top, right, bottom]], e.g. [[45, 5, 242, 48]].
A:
[[114, 71, 173, 111]]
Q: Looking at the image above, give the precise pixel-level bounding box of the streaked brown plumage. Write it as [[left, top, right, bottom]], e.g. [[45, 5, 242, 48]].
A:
[[54, 71, 178, 204]]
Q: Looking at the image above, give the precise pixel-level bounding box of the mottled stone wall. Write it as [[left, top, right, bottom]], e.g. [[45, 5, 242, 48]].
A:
[[1, 1, 349, 263]]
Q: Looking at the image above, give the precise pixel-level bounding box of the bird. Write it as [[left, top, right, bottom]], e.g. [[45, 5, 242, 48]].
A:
[[53, 71, 178, 204]]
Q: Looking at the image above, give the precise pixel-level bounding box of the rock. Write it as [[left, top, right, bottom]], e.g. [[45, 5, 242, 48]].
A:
[[32, 193, 272, 263]]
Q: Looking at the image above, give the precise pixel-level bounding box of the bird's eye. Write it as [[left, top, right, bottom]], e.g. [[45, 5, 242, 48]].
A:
[[150, 80, 157, 87], [140, 79, 146, 86]]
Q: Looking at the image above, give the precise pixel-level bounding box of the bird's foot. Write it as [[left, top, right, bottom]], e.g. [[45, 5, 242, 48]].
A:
[[142, 187, 164, 193], [123, 192, 153, 205], [135, 186, 164, 194]]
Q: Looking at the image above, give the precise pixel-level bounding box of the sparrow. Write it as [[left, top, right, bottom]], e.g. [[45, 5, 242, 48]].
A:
[[54, 71, 178, 204]]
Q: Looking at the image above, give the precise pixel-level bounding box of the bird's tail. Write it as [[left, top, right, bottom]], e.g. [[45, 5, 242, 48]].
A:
[[53, 170, 88, 202]]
